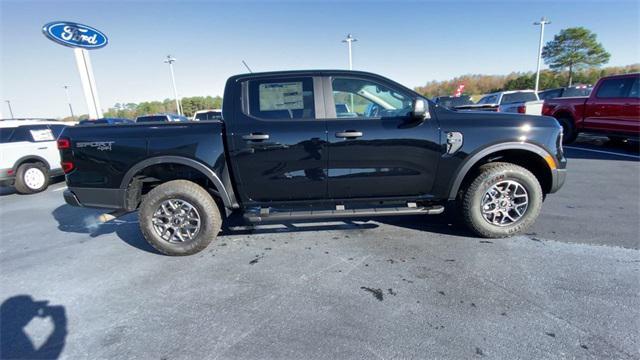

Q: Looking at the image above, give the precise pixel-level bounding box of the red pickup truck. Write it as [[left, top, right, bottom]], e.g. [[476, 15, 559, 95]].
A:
[[542, 73, 639, 143]]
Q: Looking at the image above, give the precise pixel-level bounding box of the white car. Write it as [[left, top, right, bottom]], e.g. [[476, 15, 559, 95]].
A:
[[192, 109, 222, 121], [0, 119, 71, 194]]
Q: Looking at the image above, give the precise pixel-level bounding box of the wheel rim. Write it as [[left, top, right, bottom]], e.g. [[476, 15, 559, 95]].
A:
[[24, 168, 45, 189], [151, 199, 201, 243], [481, 180, 529, 227]]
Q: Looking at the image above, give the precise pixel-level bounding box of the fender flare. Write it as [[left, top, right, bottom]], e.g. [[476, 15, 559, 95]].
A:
[[447, 142, 555, 200], [13, 155, 51, 172], [120, 156, 233, 208]]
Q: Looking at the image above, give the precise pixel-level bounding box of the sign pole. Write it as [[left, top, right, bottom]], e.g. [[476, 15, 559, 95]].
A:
[[73, 48, 103, 119]]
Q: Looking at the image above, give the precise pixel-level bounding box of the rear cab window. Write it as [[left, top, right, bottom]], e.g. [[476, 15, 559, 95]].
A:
[[501, 92, 538, 104], [195, 111, 222, 121], [246, 77, 315, 120], [136, 115, 167, 123]]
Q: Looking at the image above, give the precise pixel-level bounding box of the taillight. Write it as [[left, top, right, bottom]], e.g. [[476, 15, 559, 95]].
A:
[[541, 104, 554, 116], [57, 138, 70, 149], [517, 105, 526, 114], [61, 161, 74, 174]]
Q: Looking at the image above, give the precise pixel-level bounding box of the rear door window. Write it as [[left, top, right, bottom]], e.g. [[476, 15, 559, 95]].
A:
[[247, 77, 315, 120], [596, 78, 636, 98], [8, 125, 53, 142], [627, 77, 639, 98]]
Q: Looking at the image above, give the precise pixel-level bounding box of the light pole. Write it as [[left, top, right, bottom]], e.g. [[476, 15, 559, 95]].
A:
[[5, 100, 14, 118], [342, 34, 357, 70], [533, 17, 551, 93], [63, 85, 75, 120], [164, 55, 182, 115], [342, 34, 358, 111]]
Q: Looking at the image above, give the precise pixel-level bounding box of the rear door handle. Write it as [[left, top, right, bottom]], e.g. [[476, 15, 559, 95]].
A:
[[335, 131, 363, 139], [37, 147, 47, 150], [242, 133, 270, 141]]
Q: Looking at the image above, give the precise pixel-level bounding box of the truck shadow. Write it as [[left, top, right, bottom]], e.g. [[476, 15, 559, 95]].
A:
[[51, 205, 471, 255]]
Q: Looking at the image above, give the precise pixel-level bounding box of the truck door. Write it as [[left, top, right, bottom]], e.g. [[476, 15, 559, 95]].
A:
[[226, 76, 328, 204], [323, 75, 440, 199], [584, 76, 637, 133]]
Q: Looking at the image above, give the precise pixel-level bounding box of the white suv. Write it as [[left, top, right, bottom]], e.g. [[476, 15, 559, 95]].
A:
[[0, 120, 71, 194]]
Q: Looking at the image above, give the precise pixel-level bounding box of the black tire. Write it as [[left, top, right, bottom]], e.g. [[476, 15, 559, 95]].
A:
[[556, 116, 577, 144], [139, 180, 222, 256], [462, 162, 543, 238], [14, 162, 50, 194]]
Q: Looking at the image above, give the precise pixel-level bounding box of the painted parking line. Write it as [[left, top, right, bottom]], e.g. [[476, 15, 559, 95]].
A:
[[564, 146, 640, 160], [52, 186, 67, 192]]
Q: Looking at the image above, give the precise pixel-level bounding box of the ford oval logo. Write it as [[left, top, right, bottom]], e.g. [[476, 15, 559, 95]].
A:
[[42, 21, 108, 49]]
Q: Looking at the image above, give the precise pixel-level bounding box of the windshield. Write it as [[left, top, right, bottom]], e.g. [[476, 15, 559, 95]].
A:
[[501, 92, 538, 104]]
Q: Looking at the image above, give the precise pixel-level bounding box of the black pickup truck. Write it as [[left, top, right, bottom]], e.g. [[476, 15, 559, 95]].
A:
[[59, 70, 566, 255]]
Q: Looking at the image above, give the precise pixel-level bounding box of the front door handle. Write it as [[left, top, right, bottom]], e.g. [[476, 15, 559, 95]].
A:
[[335, 131, 363, 139], [242, 133, 270, 141]]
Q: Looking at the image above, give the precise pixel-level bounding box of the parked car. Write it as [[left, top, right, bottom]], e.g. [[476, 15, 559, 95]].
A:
[[455, 90, 541, 114], [538, 85, 593, 100], [78, 118, 134, 125], [136, 113, 189, 123], [193, 109, 223, 121], [59, 70, 566, 255], [0, 119, 69, 193], [432, 95, 474, 109], [542, 73, 639, 143]]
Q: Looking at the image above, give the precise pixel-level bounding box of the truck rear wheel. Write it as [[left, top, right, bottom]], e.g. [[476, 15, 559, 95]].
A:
[[139, 180, 222, 256], [14, 162, 49, 194], [556, 116, 577, 144], [462, 162, 542, 238]]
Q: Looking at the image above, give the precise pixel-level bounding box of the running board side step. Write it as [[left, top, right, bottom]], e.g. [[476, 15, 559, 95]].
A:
[[244, 205, 445, 223]]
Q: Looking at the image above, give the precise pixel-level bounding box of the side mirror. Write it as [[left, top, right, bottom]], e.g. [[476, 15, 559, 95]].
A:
[[412, 99, 430, 120]]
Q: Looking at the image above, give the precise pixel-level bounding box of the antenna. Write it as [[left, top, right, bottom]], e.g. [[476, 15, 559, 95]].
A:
[[242, 60, 253, 73]]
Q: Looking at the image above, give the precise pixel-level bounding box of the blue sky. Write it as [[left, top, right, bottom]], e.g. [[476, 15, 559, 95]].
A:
[[1, 0, 638, 118]]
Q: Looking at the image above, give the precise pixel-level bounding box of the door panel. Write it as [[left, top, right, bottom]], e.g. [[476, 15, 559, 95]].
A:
[[324, 76, 440, 199], [584, 76, 638, 134], [226, 76, 328, 204]]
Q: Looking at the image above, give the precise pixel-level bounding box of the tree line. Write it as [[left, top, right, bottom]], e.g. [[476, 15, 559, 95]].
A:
[[62, 95, 222, 121], [414, 64, 639, 99]]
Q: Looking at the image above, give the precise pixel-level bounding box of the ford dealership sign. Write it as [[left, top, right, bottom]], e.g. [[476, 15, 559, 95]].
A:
[[42, 21, 108, 49]]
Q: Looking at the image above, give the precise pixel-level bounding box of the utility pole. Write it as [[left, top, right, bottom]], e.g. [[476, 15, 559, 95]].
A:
[[342, 34, 358, 112], [342, 34, 357, 70], [63, 85, 75, 120], [164, 55, 182, 115], [533, 17, 551, 93], [5, 100, 14, 118]]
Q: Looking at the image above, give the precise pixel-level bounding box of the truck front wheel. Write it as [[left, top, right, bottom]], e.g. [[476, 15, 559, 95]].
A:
[[462, 163, 543, 238], [139, 180, 222, 256]]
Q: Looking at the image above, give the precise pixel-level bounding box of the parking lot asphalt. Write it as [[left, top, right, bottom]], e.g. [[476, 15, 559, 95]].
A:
[[1, 136, 638, 360]]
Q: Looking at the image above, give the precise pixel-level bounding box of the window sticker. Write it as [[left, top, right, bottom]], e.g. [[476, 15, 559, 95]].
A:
[[30, 129, 55, 142], [259, 82, 304, 111]]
